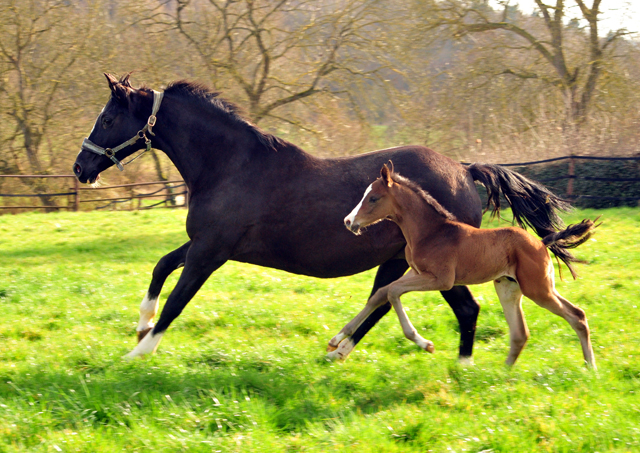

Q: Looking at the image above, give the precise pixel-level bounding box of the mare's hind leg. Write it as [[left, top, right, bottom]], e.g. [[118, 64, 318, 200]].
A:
[[137, 241, 191, 342], [493, 278, 529, 366]]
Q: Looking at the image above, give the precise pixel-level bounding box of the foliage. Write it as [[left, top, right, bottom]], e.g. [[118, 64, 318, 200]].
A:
[[0, 207, 639, 451]]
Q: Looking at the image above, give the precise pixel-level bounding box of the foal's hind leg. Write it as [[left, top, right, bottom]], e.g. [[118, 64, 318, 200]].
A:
[[527, 290, 596, 369], [137, 241, 191, 342], [493, 278, 529, 366]]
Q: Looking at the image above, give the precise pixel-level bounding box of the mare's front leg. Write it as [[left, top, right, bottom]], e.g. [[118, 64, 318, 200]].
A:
[[125, 240, 228, 358], [137, 241, 191, 342], [387, 270, 443, 352]]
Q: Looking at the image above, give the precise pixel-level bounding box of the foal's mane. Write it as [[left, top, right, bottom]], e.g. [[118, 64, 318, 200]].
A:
[[390, 172, 457, 221], [162, 80, 288, 152]]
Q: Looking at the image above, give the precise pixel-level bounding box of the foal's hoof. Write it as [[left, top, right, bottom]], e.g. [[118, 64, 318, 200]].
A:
[[325, 337, 356, 361], [137, 327, 152, 343], [424, 341, 435, 354]]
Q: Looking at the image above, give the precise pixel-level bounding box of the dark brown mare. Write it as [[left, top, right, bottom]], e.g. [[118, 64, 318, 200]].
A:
[[341, 162, 599, 367], [73, 74, 572, 360]]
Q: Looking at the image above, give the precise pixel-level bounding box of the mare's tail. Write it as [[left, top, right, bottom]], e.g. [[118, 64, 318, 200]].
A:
[[542, 218, 601, 279], [467, 163, 572, 236], [467, 162, 582, 277]]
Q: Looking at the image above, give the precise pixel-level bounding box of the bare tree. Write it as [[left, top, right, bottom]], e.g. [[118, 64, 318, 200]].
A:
[[148, 0, 389, 126], [0, 0, 93, 207], [425, 0, 631, 125]]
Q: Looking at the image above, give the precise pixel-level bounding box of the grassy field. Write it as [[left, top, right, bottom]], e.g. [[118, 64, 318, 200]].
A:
[[0, 207, 638, 452]]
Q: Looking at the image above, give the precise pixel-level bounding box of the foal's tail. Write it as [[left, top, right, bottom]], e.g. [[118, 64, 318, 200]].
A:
[[467, 162, 582, 277], [542, 218, 601, 279]]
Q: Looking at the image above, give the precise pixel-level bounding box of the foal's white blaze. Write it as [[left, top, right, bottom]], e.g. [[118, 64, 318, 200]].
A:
[[137, 293, 159, 332], [344, 184, 372, 227], [124, 331, 164, 359]]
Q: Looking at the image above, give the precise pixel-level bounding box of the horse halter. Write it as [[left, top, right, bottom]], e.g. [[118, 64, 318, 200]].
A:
[[81, 90, 164, 171]]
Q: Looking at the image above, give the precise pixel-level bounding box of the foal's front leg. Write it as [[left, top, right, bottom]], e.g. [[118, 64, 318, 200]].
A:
[[326, 284, 391, 360], [386, 270, 443, 353]]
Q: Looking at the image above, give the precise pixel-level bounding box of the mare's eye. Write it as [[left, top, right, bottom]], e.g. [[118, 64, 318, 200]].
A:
[[102, 116, 113, 128], [369, 196, 379, 203]]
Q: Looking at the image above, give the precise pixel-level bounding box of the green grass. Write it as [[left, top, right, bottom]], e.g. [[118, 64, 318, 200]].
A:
[[0, 207, 638, 452]]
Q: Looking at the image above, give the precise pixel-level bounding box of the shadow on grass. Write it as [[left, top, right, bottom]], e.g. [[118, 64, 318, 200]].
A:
[[0, 349, 427, 434]]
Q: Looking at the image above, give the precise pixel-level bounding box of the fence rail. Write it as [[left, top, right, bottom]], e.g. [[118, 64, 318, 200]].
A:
[[0, 175, 187, 212], [1, 154, 639, 213]]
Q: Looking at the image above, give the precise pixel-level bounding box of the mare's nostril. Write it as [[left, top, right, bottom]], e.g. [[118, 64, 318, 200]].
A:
[[74, 163, 82, 175], [345, 219, 351, 228]]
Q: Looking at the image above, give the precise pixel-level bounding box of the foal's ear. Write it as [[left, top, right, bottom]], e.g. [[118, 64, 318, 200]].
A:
[[381, 163, 393, 187]]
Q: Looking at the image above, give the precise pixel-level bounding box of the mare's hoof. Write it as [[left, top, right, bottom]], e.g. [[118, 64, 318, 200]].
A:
[[458, 356, 474, 366], [424, 341, 435, 354], [137, 327, 152, 343]]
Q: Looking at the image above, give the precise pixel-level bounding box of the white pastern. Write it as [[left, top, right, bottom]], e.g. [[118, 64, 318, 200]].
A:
[[326, 337, 356, 361], [458, 356, 474, 366], [124, 331, 164, 359], [344, 184, 372, 226], [327, 332, 346, 351], [137, 293, 159, 332]]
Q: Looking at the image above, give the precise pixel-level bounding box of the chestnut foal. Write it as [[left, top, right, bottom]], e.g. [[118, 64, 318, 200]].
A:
[[334, 162, 599, 368]]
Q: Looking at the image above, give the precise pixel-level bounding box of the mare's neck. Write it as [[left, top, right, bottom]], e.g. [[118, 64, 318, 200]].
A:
[[148, 94, 260, 190], [390, 185, 450, 243]]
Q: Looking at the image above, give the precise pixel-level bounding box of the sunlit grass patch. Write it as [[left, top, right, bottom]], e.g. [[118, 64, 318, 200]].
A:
[[0, 207, 638, 451]]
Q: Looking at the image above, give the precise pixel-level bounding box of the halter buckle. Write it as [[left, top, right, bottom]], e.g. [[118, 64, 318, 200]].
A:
[[148, 115, 157, 127]]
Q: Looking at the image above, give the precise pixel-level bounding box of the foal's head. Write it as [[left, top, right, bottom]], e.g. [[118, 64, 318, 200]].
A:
[[344, 162, 397, 235]]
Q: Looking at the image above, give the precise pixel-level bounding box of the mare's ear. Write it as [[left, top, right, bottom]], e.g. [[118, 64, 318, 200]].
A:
[[381, 163, 393, 187], [104, 72, 131, 104], [387, 160, 395, 174]]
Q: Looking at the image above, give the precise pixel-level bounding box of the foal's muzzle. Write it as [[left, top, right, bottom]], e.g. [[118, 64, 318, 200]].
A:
[[344, 218, 361, 235]]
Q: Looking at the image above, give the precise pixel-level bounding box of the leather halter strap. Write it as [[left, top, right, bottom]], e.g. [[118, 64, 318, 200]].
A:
[[81, 90, 164, 171]]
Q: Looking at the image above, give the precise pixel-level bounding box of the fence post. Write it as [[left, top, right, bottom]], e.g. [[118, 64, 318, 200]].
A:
[[73, 177, 80, 211], [566, 155, 575, 199]]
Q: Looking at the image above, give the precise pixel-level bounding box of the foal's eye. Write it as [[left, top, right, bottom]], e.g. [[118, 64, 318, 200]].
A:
[[102, 117, 113, 128]]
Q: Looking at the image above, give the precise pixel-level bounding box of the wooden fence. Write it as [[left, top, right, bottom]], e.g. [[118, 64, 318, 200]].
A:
[[1, 154, 639, 213], [0, 175, 188, 213]]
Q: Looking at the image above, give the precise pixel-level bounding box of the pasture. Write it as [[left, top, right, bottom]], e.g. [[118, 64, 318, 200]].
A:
[[0, 207, 638, 452]]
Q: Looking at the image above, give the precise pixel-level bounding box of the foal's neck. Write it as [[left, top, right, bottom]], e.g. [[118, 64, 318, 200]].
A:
[[390, 185, 450, 239]]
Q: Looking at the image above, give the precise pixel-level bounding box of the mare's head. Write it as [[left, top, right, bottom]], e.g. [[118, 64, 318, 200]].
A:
[[73, 73, 156, 183], [344, 161, 397, 235]]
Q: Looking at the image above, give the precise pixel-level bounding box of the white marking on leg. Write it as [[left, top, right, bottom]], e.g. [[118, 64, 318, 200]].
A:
[[137, 293, 159, 332], [327, 332, 346, 351], [124, 331, 164, 359], [344, 184, 372, 227], [326, 337, 356, 361], [458, 356, 474, 366]]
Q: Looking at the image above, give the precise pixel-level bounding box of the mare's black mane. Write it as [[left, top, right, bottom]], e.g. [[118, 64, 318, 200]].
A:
[[391, 171, 457, 221], [162, 80, 288, 152]]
